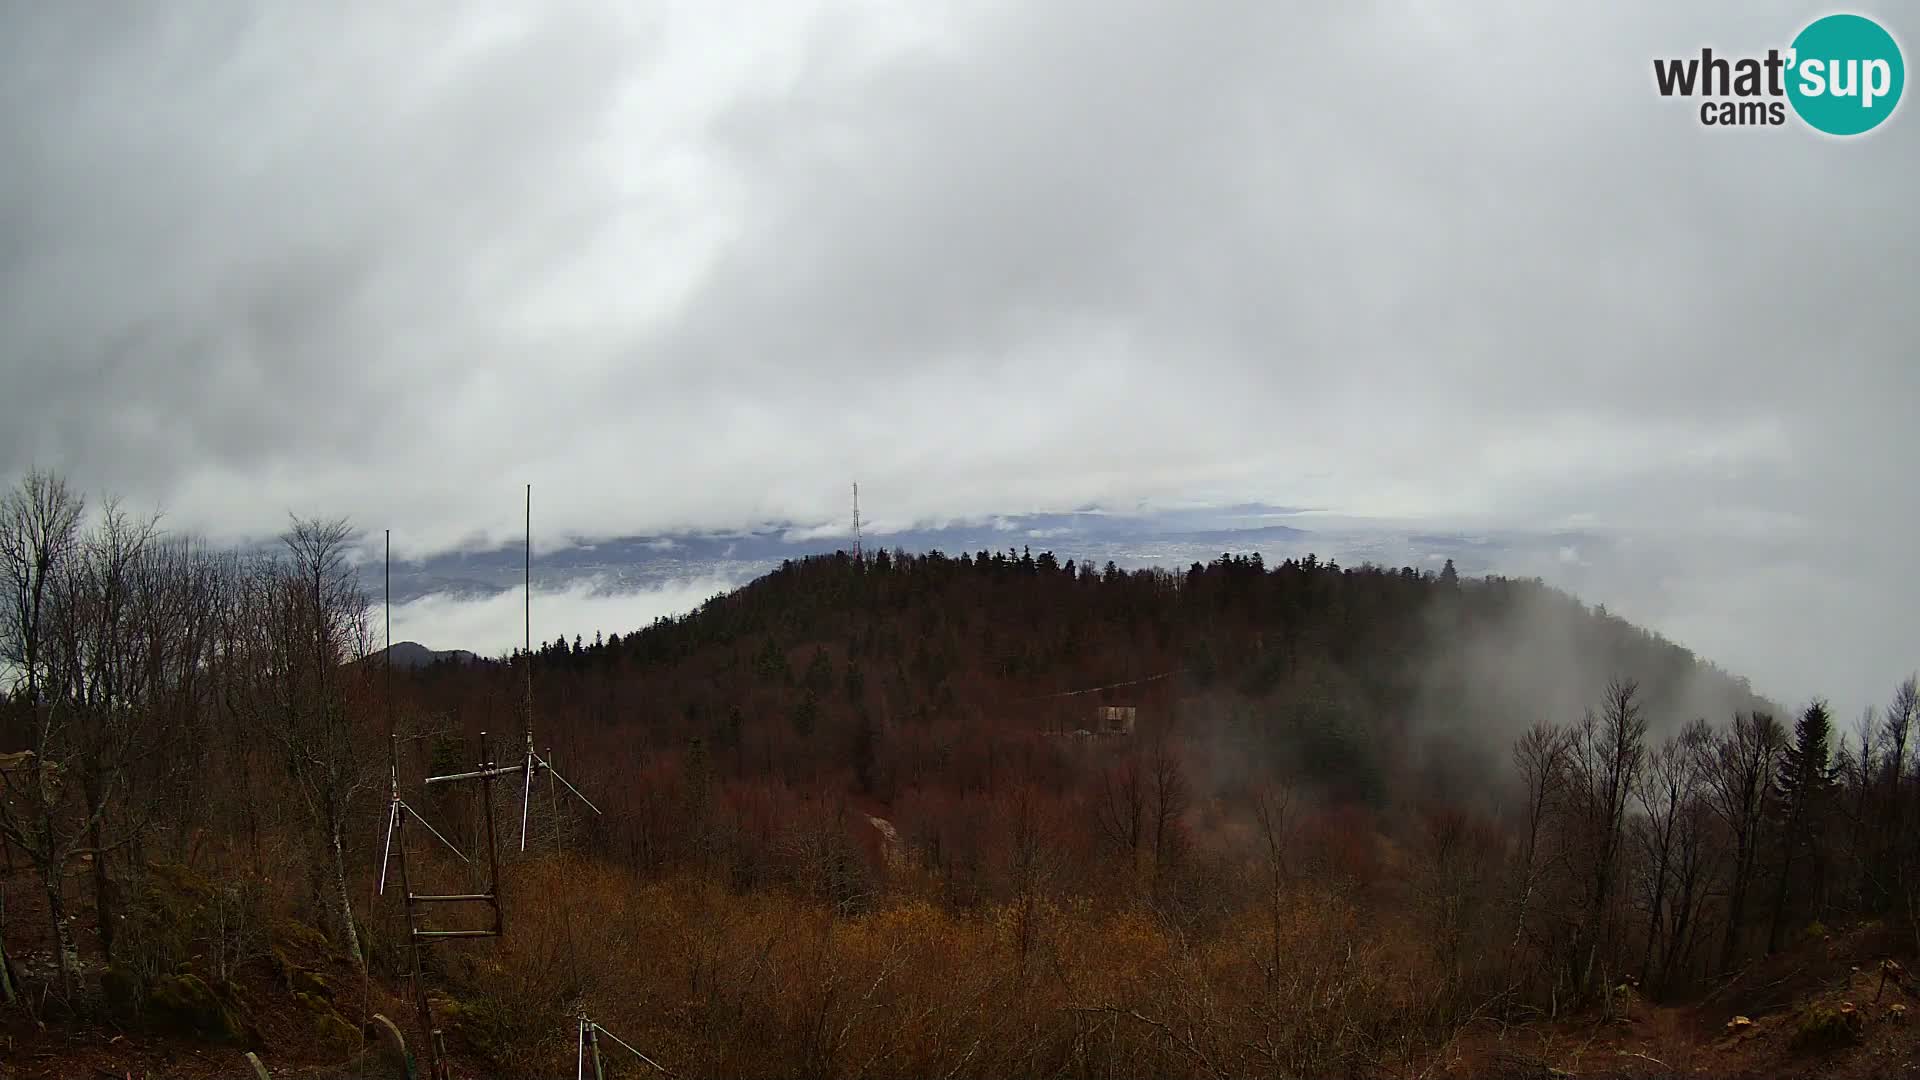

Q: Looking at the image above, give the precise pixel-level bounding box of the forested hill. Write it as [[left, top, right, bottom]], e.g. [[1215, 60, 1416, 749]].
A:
[[1, 510, 1850, 1079], [414, 548, 1772, 813]]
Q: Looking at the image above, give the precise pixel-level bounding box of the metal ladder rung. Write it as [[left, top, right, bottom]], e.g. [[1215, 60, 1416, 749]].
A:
[[408, 893, 496, 903], [412, 928, 500, 940]]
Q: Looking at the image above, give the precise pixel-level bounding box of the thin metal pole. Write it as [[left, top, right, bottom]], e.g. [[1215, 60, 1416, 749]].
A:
[[594, 1022, 673, 1076], [525, 483, 531, 697], [378, 798, 398, 895], [378, 532, 396, 889], [371, 546, 392, 1046], [588, 1019, 606, 1080], [423, 761, 528, 785], [523, 483, 536, 849], [525, 484, 533, 741], [520, 747, 534, 852], [385, 529, 392, 732], [480, 731, 504, 938], [537, 753, 602, 815], [400, 802, 470, 863]]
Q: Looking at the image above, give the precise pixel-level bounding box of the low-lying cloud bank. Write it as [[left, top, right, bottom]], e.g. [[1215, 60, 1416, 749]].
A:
[[390, 574, 744, 660]]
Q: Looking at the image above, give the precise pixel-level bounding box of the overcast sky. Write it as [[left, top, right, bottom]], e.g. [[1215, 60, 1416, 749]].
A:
[[2, 2, 1914, 713]]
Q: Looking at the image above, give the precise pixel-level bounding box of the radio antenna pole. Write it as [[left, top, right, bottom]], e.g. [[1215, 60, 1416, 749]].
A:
[[516, 483, 600, 850], [523, 483, 535, 846]]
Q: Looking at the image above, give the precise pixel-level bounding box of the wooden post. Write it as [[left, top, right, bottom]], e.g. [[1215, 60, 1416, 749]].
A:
[[480, 731, 504, 938], [392, 736, 444, 1080], [0, 885, 16, 1007]]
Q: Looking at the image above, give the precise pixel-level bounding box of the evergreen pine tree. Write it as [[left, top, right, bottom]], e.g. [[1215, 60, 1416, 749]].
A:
[[792, 691, 819, 739], [1768, 700, 1836, 951], [853, 707, 879, 795], [683, 735, 714, 859], [805, 647, 834, 694]]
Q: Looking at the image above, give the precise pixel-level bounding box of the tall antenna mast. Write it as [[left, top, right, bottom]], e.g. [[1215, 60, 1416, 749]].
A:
[[386, 530, 392, 737], [851, 481, 862, 561], [523, 484, 533, 807], [513, 483, 599, 850]]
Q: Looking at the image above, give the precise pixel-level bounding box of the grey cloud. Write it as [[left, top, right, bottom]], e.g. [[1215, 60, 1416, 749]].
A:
[[0, 1, 1914, 711]]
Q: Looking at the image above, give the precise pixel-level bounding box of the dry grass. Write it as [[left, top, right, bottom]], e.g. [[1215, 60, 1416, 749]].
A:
[[421, 856, 1478, 1078]]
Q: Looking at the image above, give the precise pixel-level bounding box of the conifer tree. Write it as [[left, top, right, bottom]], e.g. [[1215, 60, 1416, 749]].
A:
[[1768, 700, 1836, 951]]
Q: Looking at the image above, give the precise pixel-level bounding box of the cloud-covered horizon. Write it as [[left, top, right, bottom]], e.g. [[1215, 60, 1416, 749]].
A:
[[3, 3, 1914, 715], [391, 573, 740, 660]]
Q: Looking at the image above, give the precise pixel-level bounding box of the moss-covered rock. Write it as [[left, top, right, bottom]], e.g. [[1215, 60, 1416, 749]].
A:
[[295, 991, 362, 1060], [268, 918, 340, 998], [272, 919, 334, 967], [442, 993, 517, 1062], [100, 962, 144, 1022], [148, 862, 216, 905], [148, 973, 249, 1046], [316, 1009, 362, 1060], [1793, 1001, 1865, 1052], [291, 967, 335, 1000]]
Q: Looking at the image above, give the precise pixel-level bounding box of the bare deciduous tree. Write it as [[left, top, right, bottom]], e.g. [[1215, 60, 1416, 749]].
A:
[[1883, 678, 1919, 903], [1001, 783, 1053, 982], [1632, 721, 1708, 993], [1704, 710, 1784, 972], [1093, 754, 1144, 877], [1564, 679, 1647, 1007], [1508, 721, 1569, 967], [48, 502, 168, 964], [227, 517, 377, 968], [1250, 782, 1292, 991], [0, 470, 87, 994], [1146, 737, 1190, 901]]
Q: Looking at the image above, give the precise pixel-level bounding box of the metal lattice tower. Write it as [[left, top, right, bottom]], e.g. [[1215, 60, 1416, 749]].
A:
[[851, 481, 862, 561]]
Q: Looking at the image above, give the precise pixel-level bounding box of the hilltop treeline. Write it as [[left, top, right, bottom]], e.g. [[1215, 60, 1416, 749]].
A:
[[4, 469, 1918, 1077], [439, 541, 1767, 807]]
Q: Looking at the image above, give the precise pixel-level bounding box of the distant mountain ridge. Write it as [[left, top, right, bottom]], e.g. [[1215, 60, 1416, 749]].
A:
[[372, 640, 476, 669], [371, 503, 1594, 607]]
